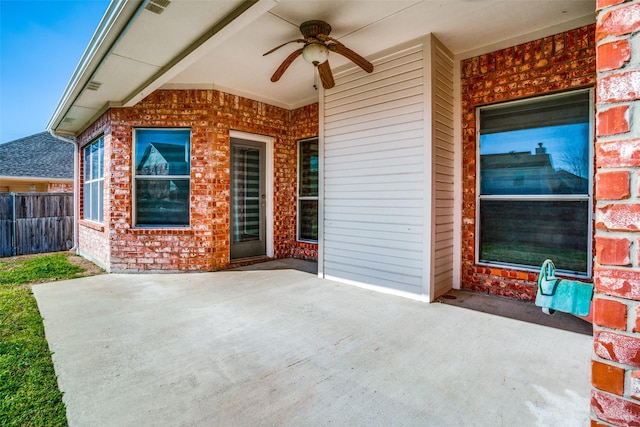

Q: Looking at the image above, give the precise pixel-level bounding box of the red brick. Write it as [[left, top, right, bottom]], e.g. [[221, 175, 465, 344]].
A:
[[460, 24, 595, 297], [596, 170, 630, 200], [596, 236, 631, 266], [633, 370, 640, 401], [596, 138, 640, 168], [597, 0, 630, 9], [77, 90, 318, 272], [597, 2, 640, 41], [591, 390, 640, 426], [597, 39, 631, 72], [595, 267, 640, 300], [594, 330, 640, 367], [598, 70, 640, 103], [597, 203, 640, 232], [635, 305, 640, 333], [592, 359, 626, 395], [597, 105, 630, 136], [594, 297, 628, 329]]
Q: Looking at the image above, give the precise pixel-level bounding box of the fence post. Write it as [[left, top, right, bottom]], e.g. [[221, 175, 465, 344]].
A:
[[10, 192, 16, 256]]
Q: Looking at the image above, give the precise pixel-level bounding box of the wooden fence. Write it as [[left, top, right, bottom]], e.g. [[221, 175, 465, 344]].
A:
[[0, 193, 74, 257]]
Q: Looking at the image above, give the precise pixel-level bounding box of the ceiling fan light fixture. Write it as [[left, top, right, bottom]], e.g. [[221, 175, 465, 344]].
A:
[[302, 43, 329, 66]]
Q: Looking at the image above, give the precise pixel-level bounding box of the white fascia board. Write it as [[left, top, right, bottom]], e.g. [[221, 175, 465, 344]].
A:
[[47, 0, 143, 133]]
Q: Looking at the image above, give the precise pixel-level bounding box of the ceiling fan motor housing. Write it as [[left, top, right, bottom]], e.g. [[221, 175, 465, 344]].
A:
[[300, 20, 332, 38]]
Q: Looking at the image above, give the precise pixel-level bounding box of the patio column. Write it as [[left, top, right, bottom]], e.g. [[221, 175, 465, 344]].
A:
[[591, 0, 640, 424]]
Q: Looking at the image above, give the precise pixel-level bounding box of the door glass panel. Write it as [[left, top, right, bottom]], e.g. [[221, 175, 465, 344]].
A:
[[231, 146, 261, 243]]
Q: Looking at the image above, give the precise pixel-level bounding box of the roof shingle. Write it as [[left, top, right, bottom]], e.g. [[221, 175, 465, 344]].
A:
[[0, 132, 74, 179]]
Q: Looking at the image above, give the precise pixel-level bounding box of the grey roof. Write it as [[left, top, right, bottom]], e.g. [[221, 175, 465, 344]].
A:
[[481, 151, 552, 169], [0, 132, 74, 179]]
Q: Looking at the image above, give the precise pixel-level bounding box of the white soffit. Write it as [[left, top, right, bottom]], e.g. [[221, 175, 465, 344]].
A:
[[51, 0, 596, 135], [167, 0, 595, 109]]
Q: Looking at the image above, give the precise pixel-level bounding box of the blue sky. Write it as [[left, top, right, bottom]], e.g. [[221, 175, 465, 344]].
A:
[[0, 0, 109, 144]]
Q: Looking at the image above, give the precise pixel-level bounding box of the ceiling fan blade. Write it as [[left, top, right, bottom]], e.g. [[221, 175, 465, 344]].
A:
[[328, 43, 374, 73], [263, 39, 305, 56], [318, 61, 335, 89], [270, 48, 304, 82]]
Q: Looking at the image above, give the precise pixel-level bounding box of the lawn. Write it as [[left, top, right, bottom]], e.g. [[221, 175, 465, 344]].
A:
[[0, 253, 96, 427]]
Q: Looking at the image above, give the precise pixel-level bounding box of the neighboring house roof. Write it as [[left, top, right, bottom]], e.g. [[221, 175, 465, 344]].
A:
[[137, 143, 189, 175], [0, 132, 74, 179], [481, 151, 553, 169]]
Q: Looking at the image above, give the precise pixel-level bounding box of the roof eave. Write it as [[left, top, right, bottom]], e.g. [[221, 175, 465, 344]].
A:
[[46, 0, 144, 136]]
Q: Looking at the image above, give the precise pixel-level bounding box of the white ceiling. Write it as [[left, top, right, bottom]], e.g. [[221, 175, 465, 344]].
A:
[[50, 0, 595, 136]]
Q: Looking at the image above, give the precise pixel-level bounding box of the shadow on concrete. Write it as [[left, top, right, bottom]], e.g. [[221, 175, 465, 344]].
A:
[[236, 259, 591, 336], [438, 289, 592, 336], [229, 258, 318, 274]]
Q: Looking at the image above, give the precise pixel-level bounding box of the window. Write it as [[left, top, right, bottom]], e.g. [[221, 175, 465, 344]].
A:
[[134, 129, 190, 227], [477, 90, 592, 276], [83, 137, 104, 222], [298, 138, 318, 242]]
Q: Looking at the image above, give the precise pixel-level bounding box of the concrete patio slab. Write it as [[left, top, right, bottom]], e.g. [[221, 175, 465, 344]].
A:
[[33, 262, 592, 426]]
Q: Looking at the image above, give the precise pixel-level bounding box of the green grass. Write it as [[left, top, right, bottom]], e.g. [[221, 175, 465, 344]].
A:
[[1, 254, 86, 427]]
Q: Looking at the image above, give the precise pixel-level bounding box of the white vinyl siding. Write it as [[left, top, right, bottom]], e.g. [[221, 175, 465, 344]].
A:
[[429, 36, 455, 298], [322, 36, 454, 301], [323, 42, 426, 296]]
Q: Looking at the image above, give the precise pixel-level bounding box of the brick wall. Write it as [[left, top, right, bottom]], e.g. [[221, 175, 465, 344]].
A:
[[460, 25, 596, 300], [77, 113, 111, 270], [47, 182, 73, 192], [591, 0, 640, 424], [76, 90, 318, 272], [289, 103, 319, 260]]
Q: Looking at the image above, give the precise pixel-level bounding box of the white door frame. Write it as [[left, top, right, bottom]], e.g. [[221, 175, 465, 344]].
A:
[[229, 130, 274, 258]]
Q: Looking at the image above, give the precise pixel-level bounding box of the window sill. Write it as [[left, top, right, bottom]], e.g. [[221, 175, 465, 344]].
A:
[[79, 219, 105, 232], [475, 261, 590, 280], [130, 227, 194, 236]]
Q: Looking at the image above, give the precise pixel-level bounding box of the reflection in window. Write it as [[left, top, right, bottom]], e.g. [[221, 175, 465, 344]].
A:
[[231, 145, 261, 243], [477, 90, 592, 275], [134, 129, 190, 227], [298, 138, 318, 241]]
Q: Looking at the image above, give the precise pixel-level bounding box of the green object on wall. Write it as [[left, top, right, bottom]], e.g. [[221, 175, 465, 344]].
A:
[[535, 259, 593, 317]]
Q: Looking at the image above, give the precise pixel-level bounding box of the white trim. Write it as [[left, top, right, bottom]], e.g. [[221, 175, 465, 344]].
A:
[[587, 87, 595, 279], [229, 130, 275, 258], [132, 128, 192, 229], [296, 137, 319, 244], [47, 0, 141, 131], [82, 136, 105, 224], [421, 34, 433, 301], [474, 88, 594, 277], [452, 56, 462, 290], [318, 85, 325, 278]]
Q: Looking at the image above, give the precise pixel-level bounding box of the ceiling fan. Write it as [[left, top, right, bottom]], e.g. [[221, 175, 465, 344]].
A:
[[263, 20, 374, 89]]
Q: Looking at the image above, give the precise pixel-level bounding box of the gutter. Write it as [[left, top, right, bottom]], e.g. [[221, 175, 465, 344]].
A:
[[48, 129, 80, 253], [47, 0, 142, 132]]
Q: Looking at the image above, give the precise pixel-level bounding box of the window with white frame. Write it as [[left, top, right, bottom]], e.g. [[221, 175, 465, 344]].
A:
[[477, 89, 592, 276], [134, 128, 191, 227], [83, 136, 104, 223], [298, 138, 318, 242]]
